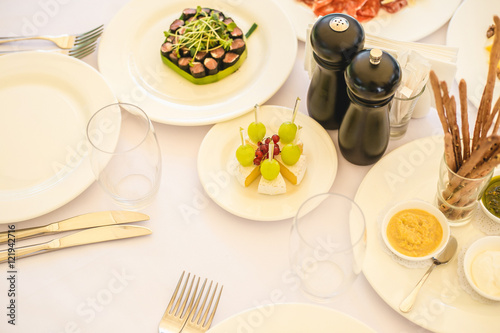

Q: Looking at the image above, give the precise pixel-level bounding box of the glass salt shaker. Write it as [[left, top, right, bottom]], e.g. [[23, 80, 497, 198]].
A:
[[307, 14, 365, 130], [338, 48, 401, 166]]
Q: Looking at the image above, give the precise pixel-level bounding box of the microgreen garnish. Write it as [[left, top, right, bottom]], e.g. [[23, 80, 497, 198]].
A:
[[164, 6, 234, 65]]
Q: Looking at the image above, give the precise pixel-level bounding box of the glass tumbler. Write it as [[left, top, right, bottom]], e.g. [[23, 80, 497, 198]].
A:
[[436, 154, 493, 226], [289, 193, 366, 301], [389, 85, 426, 139], [86, 103, 162, 210]]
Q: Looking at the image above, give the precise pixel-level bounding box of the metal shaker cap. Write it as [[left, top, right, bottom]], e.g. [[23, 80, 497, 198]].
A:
[[310, 13, 365, 68]]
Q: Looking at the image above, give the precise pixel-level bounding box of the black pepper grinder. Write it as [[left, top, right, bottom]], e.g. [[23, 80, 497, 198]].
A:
[[307, 14, 365, 130], [338, 48, 401, 166]]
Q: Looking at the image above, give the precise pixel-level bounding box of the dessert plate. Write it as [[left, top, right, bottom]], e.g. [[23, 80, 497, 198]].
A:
[[355, 136, 500, 333], [446, 0, 500, 109], [98, 0, 297, 126], [277, 0, 461, 42], [0, 52, 116, 223], [197, 105, 337, 221], [208, 303, 375, 332]]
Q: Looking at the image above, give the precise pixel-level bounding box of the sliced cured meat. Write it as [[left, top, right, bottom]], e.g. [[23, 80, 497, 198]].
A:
[[382, 0, 408, 13], [344, 0, 368, 17], [298, 0, 409, 23], [313, 1, 346, 17], [356, 0, 381, 22]]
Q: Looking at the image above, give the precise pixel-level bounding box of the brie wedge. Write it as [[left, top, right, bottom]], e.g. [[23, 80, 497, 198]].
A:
[[276, 155, 307, 185], [258, 172, 286, 195], [235, 163, 260, 187]]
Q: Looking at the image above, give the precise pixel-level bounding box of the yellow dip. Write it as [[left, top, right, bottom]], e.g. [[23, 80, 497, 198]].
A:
[[386, 209, 443, 257]]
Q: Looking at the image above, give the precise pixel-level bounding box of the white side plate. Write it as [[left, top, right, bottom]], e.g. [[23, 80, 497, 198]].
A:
[[0, 52, 116, 223]]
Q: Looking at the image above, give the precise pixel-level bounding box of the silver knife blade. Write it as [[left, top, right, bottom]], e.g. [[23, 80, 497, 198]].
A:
[[0, 225, 152, 263], [0, 211, 149, 243]]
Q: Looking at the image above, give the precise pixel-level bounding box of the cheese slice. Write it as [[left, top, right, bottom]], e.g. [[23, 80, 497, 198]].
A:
[[276, 155, 307, 185], [258, 172, 286, 195], [235, 163, 260, 187]]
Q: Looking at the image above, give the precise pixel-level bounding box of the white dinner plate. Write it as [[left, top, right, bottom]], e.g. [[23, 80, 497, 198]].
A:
[[446, 0, 500, 109], [197, 105, 337, 221], [208, 303, 376, 332], [277, 0, 461, 42], [355, 136, 500, 333], [0, 52, 116, 223], [98, 0, 297, 126]]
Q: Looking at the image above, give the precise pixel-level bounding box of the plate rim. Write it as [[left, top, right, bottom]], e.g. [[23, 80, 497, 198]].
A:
[[197, 104, 338, 221], [0, 51, 117, 223], [97, 0, 297, 126], [278, 0, 461, 42], [207, 302, 376, 332], [355, 135, 500, 333]]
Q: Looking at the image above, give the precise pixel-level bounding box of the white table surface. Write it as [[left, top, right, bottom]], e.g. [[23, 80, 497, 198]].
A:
[[0, 1, 471, 332]]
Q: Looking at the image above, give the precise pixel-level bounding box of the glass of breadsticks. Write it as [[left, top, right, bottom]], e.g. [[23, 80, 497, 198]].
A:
[[433, 15, 500, 226]]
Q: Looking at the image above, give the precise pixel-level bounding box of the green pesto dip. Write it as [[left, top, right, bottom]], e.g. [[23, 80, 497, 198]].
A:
[[482, 175, 500, 217]]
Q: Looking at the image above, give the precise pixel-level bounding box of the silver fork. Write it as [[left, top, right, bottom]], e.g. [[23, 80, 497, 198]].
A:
[[0, 25, 103, 49], [0, 40, 98, 59], [181, 278, 223, 333], [158, 272, 199, 333]]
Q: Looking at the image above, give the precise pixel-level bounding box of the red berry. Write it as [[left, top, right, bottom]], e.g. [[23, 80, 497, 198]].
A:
[[265, 137, 271, 144], [253, 158, 261, 166], [273, 145, 280, 156], [261, 145, 268, 154], [257, 141, 262, 146], [272, 134, 280, 144], [255, 150, 264, 159]]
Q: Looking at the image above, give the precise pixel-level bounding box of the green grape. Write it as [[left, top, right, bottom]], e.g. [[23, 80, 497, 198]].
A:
[[281, 144, 301, 166], [260, 159, 280, 180], [278, 122, 297, 144], [248, 122, 266, 143], [236, 144, 255, 166]]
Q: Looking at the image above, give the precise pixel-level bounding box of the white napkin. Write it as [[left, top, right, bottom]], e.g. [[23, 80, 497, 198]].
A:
[[305, 27, 457, 86]]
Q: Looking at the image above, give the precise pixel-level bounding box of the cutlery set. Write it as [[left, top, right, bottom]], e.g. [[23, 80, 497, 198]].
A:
[[0, 25, 103, 58], [0, 210, 151, 263]]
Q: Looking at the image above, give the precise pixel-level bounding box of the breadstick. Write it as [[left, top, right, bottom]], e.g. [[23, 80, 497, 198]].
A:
[[457, 135, 500, 177], [444, 132, 456, 171], [485, 95, 500, 135], [446, 96, 462, 167], [478, 16, 500, 138], [430, 70, 450, 134], [459, 79, 471, 161]]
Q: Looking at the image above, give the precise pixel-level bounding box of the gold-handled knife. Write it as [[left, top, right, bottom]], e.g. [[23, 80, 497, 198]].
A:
[[0, 225, 152, 263], [0, 211, 149, 244]]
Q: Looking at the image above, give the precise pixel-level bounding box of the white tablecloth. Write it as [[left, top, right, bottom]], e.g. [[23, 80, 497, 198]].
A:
[[0, 1, 467, 332]]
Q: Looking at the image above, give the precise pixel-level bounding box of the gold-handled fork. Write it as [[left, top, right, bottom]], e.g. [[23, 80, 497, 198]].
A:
[[0, 25, 103, 49], [181, 278, 223, 333], [159, 271, 199, 333], [0, 40, 98, 59]]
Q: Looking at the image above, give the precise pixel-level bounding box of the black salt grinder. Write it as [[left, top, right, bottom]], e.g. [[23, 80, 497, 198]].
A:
[[306, 14, 365, 130]]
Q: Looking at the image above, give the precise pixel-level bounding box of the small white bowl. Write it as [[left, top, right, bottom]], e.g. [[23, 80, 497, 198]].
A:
[[480, 200, 500, 224], [381, 200, 450, 262], [463, 236, 500, 301], [480, 175, 500, 224]]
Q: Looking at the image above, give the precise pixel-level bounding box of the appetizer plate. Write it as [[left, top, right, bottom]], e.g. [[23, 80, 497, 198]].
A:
[[355, 136, 500, 333], [208, 303, 376, 333], [197, 105, 337, 221], [446, 0, 500, 109], [0, 52, 116, 223], [277, 0, 461, 42], [98, 0, 297, 126]]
